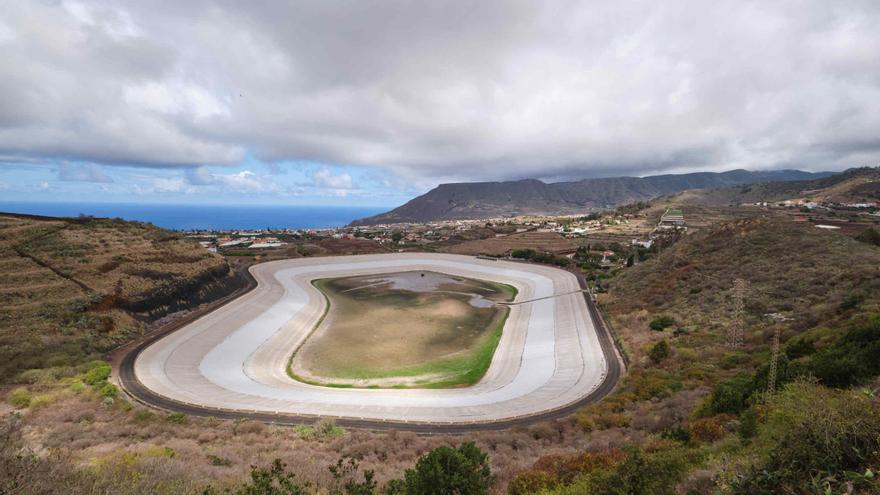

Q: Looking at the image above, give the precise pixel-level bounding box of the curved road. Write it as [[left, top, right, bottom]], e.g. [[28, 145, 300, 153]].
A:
[[117, 254, 623, 433]]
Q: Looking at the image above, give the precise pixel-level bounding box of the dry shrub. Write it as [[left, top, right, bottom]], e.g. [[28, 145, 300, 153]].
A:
[[507, 449, 624, 495], [687, 414, 735, 443], [576, 394, 633, 431]]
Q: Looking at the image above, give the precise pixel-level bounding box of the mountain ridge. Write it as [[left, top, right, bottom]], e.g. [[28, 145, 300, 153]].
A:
[[351, 169, 834, 225]]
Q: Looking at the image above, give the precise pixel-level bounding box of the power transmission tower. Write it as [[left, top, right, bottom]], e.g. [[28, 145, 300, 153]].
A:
[[766, 325, 782, 398], [727, 278, 748, 349]]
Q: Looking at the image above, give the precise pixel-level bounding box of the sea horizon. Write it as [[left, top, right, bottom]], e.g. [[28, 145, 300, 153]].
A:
[[0, 201, 392, 231]]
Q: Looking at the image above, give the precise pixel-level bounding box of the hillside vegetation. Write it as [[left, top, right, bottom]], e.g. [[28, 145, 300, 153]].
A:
[[511, 215, 880, 494], [0, 213, 237, 380], [668, 166, 880, 206]]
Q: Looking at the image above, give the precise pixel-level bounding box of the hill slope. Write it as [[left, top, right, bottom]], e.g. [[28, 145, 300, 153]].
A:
[[0, 213, 241, 380], [351, 169, 832, 225], [668, 166, 880, 206]]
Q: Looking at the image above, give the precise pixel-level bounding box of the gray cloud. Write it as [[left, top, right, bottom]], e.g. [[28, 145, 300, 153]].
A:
[[1, 0, 879, 182]]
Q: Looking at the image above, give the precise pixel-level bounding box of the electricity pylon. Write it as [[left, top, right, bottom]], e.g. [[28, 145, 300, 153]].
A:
[[727, 278, 748, 349], [766, 325, 781, 398]]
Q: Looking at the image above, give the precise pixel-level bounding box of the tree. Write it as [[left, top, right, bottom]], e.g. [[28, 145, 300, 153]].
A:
[[393, 442, 493, 495], [391, 232, 404, 243], [648, 340, 670, 364]]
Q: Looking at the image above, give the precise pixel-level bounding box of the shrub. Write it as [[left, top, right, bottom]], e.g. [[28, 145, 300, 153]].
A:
[[99, 383, 118, 398], [576, 396, 632, 431], [328, 457, 376, 495], [694, 373, 753, 417], [784, 336, 815, 359], [649, 316, 675, 332], [582, 447, 689, 495], [737, 408, 758, 441], [207, 454, 233, 467], [133, 409, 155, 422], [648, 341, 670, 364], [804, 314, 880, 387], [660, 424, 691, 444], [508, 451, 624, 495], [165, 412, 188, 424], [855, 227, 880, 247], [392, 442, 492, 495], [837, 292, 865, 313], [83, 361, 112, 386], [8, 388, 32, 408], [687, 415, 732, 443], [225, 459, 310, 495], [29, 394, 56, 410], [733, 381, 880, 494]]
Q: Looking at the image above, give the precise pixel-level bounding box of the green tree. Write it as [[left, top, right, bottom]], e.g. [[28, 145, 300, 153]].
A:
[[393, 442, 493, 495], [648, 341, 670, 364]]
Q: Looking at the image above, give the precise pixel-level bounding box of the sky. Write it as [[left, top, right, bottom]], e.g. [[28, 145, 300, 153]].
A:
[[1, 1, 879, 206]]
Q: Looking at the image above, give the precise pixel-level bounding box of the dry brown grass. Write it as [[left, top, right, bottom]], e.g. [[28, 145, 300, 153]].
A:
[[445, 231, 577, 256]]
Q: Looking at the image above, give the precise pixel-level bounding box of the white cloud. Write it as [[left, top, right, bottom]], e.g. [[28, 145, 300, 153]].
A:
[[184, 167, 281, 193], [58, 162, 113, 183], [311, 169, 354, 189], [0, 1, 879, 181]]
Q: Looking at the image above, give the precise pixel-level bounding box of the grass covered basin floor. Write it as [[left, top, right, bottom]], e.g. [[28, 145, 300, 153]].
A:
[[289, 270, 516, 388]]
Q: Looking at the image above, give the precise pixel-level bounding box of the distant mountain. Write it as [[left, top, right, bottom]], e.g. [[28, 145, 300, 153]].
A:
[[351, 169, 834, 225], [669, 166, 880, 206]]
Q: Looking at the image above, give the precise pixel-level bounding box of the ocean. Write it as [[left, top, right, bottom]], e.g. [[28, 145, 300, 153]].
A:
[[0, 201, 390, 231]]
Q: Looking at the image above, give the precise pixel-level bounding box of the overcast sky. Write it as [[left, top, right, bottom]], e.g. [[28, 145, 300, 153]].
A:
[[1, 0, 878, 205]]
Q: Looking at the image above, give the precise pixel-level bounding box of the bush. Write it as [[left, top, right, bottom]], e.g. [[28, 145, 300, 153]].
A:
[[226, 459, 310, 495], [508, 451, 623, 495], [649, 316, 675, 332], [687, 415, 732, 443], [99, 383, 118, 398], [165, 412, 188, 424], [328, 457, 376, 495], [393, 442, 492, 495], [737, 408, 758, 441], [8, 388, 32, 408], [733, 381, 880, 494], [648, 341, 670, 364], [583, 447, 689, 495], [660, 425, 691, 444], [83, 361, 111, 386], [694, 373, 753, 417], [804, 314, 880, 387]]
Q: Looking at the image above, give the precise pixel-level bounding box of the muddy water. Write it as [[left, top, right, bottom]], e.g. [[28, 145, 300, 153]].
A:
[[344, 271, 502, 308]]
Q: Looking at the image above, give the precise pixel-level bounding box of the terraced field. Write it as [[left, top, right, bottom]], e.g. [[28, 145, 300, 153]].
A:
[[0, 213, 234, 380], [445, 231, 578, 256]]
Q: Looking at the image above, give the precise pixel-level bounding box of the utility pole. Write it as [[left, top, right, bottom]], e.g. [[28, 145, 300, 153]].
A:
[[766, 325, 781, 397], [727, 278, 747, 349]]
